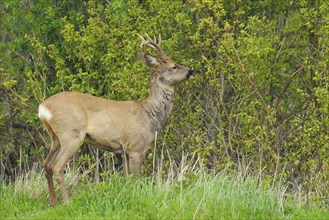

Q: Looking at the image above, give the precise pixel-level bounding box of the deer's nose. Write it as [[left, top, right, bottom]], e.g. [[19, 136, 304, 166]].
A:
[[186, 69, 194, 79]]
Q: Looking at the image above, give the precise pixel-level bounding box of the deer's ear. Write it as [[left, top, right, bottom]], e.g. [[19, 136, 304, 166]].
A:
[[139, 53, 160, 68]]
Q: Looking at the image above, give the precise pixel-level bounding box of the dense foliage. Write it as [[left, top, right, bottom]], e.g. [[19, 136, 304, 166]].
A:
[[1, 0, 328, 202]]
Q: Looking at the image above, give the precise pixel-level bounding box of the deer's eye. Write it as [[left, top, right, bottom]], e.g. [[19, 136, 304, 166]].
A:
[[172, 65, 179, 70]]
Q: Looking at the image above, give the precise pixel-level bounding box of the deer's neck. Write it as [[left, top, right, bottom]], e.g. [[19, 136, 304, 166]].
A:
[[144, 76, 174, 133]]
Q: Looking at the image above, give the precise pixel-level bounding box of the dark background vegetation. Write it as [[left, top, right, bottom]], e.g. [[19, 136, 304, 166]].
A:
[[1, 0, 328, 203]]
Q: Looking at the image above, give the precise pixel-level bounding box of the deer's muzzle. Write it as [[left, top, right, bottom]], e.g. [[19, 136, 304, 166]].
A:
[[186, 69, 194, 79]]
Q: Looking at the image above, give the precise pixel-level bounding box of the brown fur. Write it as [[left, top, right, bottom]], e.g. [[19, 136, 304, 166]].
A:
[[39, 34, 193, 205]]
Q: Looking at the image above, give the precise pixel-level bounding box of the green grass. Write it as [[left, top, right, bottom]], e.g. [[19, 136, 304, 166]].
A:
[[1, 171, 328, 219]]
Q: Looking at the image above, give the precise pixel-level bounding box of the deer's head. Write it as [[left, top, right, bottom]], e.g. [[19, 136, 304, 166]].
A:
[[138, 34, 193, 87]]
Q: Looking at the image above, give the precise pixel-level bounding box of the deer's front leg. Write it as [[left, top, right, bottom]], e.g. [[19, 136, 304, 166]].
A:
[[122, 153, 129, 177], [128, 152, 146, 177]]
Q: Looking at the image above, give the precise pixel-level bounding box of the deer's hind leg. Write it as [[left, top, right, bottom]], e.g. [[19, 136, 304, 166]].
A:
[[51, 129, 86, 203], [43, 122, 61, 206]]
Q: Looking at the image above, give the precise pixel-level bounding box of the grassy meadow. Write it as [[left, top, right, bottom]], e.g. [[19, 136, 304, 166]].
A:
[[2, 1, 329, 219], [1, 168, 328, 219]]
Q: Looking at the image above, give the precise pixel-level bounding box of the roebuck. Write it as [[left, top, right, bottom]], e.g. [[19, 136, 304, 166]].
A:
[[39, 34, 193, 205]]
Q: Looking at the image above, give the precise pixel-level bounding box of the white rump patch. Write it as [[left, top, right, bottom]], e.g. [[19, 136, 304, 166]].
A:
[[38, 104, 52, 121]]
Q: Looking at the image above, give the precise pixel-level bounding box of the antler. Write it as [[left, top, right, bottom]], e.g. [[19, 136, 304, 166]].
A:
[[138, 33, 165, 58]]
